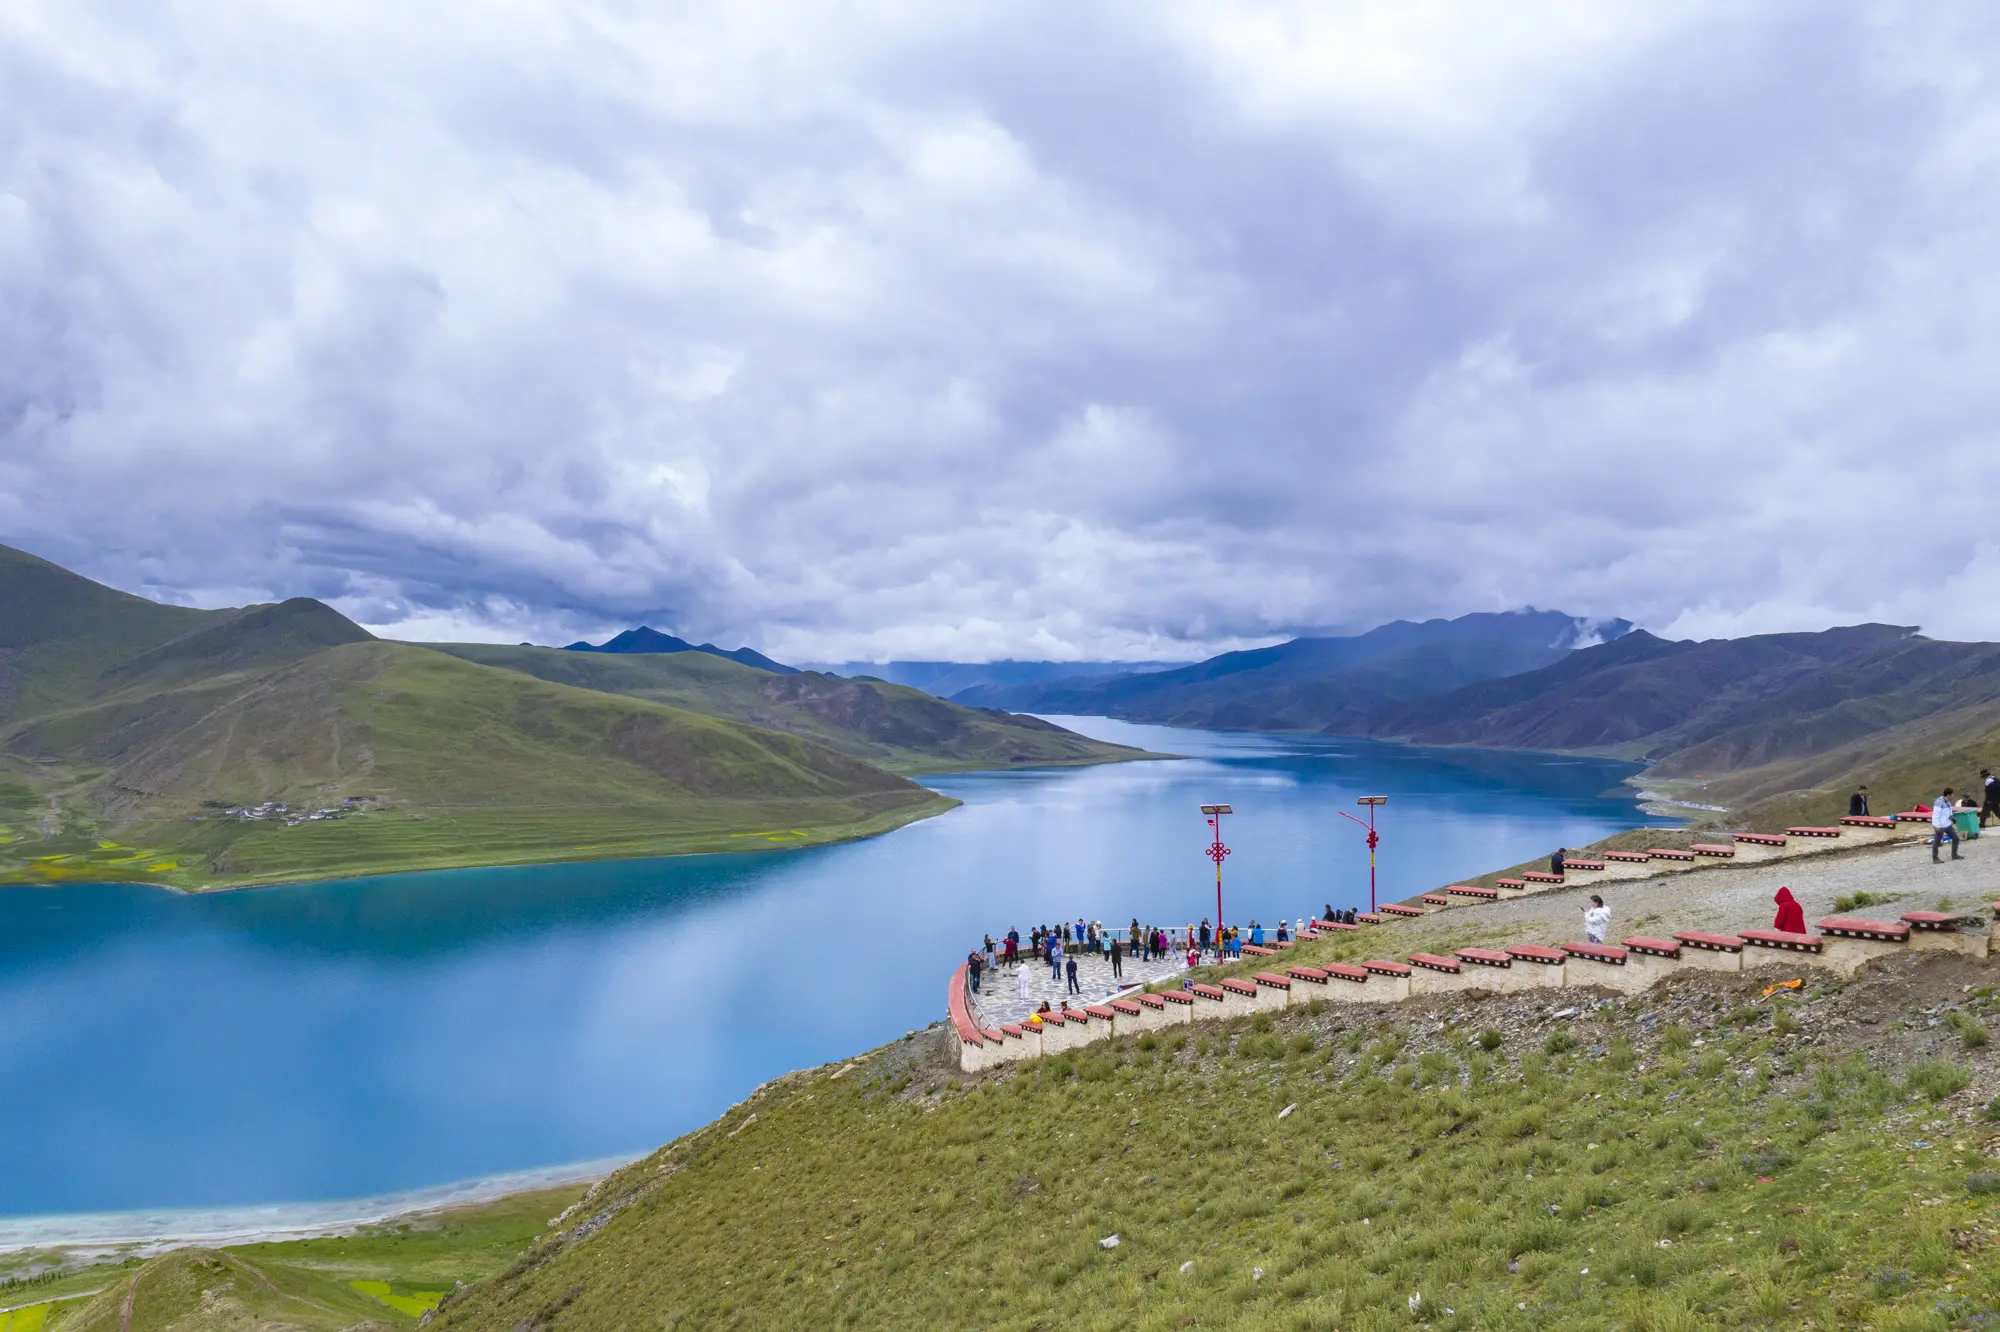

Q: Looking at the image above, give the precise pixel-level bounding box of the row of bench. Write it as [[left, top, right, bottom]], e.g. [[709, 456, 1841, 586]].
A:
[[948, 901, 1999, 1071], [1385, 815, 1943, 918]]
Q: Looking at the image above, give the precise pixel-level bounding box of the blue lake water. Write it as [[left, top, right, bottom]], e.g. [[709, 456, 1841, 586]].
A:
[[0, 719, 1669, 1220]]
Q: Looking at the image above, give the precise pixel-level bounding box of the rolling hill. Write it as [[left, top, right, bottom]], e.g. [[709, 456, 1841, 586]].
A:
[[0, 545, 1146, 889], [429, 643, 1152, 775], [955, 609, 1633, 729]]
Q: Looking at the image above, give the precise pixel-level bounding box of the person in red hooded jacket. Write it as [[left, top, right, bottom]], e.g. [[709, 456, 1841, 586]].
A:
[[1772, 886, 1805, 934]]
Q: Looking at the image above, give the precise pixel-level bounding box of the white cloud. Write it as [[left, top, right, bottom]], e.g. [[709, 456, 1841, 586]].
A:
[[6, 0, 2000, 660]]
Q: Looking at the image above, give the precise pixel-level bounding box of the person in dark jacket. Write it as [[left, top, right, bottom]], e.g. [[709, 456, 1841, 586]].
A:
[[1550, 847, 1567, 876], [1848, 786, 1869, 817], [1109, 937, 1123, 979], [1065, 955, 1080, 995], [1981, 770, 1999, 828], [967, 950, 984, 993], [1772, 886, 1805, 934]]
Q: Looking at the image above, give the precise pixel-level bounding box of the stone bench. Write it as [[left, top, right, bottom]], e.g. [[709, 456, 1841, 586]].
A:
[[1216, 977, 1263, 1016], [1739, 928, 1822, 970], [1902, 911, 1993, 959], [1894, 810, 1934, 824], [1784, 826, 1841, 839], [1673, 930, 1746, 972], [1622, 936, 1681, 958], [1563, 858, 1606, 872], [1457, 947, 1512, 968], [1286, 965, 1329, 985], [1810, 916, 1911, 974], [1187, 983, 1228, 1005], [1448, 884, 1500, 899], [1646, 847, 1696, 862], [1617, 935, 1685, 982], [1420, 893, 1453, 907], [1688, 843, 1734, 858], [1833, 815, 1903, 844], [1323, 962, 1370, 984], [1250, 972, 1294, 1011], [1598, 851, 1657, 877], [1734, 832, 1787, 847], [1409, 950, 1487, 995], [1408, 952, 1460, 973], [1505, 943, 1566, 966], [1840, 815, 1896, 829], [1241, 944, 1277, 957], [1560, 939, 1647, 992], [1454, 945, 1548, 993], [1356, 913, 1384, 925], [1379, 903, 1426, 917], [1316, 920, 1361, 932], [1563, 940, 1628, 964], [1521, 871, 1563, 884], [1603, 850, 1651, 863]]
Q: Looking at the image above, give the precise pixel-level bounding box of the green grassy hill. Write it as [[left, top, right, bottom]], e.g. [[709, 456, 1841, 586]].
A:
[[0, 546, 987, 889], [431, 643, 1153, 774], [40, 950, 1987, 1331]]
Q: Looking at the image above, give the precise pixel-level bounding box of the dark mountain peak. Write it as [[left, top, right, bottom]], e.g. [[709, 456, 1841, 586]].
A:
[[102, 597, 374, 686], [564, 626, 797, 674]]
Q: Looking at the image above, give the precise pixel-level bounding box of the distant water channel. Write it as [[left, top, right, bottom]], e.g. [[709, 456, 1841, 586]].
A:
[[0, 719, 1669, 1223]]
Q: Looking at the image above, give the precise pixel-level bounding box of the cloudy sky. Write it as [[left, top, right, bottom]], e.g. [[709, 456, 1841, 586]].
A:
[[5, 1, 2000, 661]]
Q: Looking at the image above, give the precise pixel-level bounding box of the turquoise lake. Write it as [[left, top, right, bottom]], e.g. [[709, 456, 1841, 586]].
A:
[[0, 719, 1669, 1219]]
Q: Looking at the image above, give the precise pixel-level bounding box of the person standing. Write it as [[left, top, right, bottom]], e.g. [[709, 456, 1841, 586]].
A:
[[1982, 770, 2000, 828], [1551, 847, 1567, 876], [967, 950, 984, 994], [1049, 935, 1064, 981], [1582, 894, 1610, 944], [1110, 936, 1124, 980], [1848, 786, 1870, 818], [1198, 919, 1212, 957], [1772, 886, 1805, 933], [1932, 788, 1963, 862], [1016, 960, 1031, 1002], [1065, 954, 1081, 995]]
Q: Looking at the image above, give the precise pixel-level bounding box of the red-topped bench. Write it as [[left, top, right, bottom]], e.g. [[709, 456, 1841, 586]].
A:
[[1035, 1009, 1070, 1026], [1646, 847, 1695, 861], [1562, 940, 1628, 965], [1449, 884, 1500, 899], [1323, 962, 1370, 983], [1159, 990, 1194, 1006], [1380, 903, 1426, 917], [1272, 938, 1295, 949], [1505, 943, 1566, 965], [1674, 930, 1745, 953], [1734, 833, 1787, 847], [1622, 936, 1682, 958], [1356, 913, 1384, 925], [1362, 959, 1413, 977], [1840, 815, 1896, 829], [1894, 810, 1933, 824], [1814, 917, 1909, 943], [1287, 965, 1329, 984], [1522, 871, 1563, 884], [1785, 826, 1841, 839], [1495, 877, 1527, 889], [1408, 952, 1461, 974], [1084, 1004, 1118, 1020], [1218, 978, 1259, 998], [1902, 911, 1967, 932], [1420, 893, 1452, 906], [1241, 944, 1277, 957], [1188, 983, 1227, 1002], [1456, 947, 1512, 969], [1136, 992, 1168, 1009], [1109, 999, 1143, 1016], [1564, 858, 1606, 871], [982, 1027, 1005, 1041], [1002, 1023, 1027, 1038], [1317, 920, 1360, 931], [1688, 844, 1734, 858], [1739, 928, 1822, 954], [1604, 850, 1651, 863], [1252, 972, 1291, 991]]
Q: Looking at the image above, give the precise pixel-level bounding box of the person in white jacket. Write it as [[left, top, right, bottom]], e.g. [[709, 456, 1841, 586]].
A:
[[1931, 789, 1963, 862], [1582, 895, 1611, 944]]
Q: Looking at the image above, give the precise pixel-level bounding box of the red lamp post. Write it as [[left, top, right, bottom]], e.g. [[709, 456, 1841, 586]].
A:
[[1200, 804, 1232, 942], [1339, 795, 1387, 912]]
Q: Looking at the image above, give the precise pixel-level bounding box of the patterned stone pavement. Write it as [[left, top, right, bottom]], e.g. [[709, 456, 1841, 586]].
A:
[[968, 949, 1190, 1027]]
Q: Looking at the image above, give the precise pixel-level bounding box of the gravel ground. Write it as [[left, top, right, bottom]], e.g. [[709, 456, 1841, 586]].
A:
[[1376, 832, 2000, 957]]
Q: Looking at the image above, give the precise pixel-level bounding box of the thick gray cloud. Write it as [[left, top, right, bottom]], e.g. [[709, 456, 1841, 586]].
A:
[[5, 0, 2000, 659]]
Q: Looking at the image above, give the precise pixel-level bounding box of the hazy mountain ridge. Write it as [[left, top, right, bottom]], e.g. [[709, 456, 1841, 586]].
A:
[[562, 625, 798, 674]]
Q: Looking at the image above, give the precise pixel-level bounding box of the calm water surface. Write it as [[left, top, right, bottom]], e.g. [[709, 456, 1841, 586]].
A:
[[0, 719, 1668, 1218]]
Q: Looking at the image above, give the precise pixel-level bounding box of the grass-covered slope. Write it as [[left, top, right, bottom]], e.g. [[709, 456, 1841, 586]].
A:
[[0, 545, 960, 889], [419, 956, 1999, 1331], [430, 643, 1154, 774]]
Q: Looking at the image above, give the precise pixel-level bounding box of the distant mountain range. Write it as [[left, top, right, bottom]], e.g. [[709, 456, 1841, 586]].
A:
[[805, 659, 1190, 697], [957, 610, 1634, 728], [563, 626, 797, 674]]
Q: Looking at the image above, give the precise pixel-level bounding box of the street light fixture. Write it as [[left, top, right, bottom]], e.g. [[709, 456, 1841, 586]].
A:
[[1339, 796, 1388, 912], [1200, 804, 1232, 943]]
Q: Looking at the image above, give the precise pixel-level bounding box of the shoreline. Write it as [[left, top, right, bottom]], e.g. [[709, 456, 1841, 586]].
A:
[[0, 1155, 636, 1260]]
